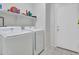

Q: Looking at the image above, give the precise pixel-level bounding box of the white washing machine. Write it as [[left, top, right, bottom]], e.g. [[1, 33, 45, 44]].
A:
[[0, 27, 34, 55]]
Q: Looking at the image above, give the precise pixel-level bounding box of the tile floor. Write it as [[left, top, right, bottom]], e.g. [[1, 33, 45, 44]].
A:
[[41, 46, 79, 55]]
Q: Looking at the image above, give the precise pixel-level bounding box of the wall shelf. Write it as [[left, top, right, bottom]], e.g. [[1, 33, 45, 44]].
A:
[[0, 11, 37, 26], [0, 11, 36, 19]]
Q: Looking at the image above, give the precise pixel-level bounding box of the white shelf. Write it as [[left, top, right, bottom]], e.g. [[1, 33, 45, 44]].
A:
[[0, 11, 37, 26], [0, 11, 36, 19]]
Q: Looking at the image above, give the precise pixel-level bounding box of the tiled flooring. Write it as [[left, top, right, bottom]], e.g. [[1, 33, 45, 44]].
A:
[[41, 46, 79, 55]]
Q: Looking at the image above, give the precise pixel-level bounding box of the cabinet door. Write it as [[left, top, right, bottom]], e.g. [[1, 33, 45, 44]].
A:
[[16, 16, 36, 26], [34, 30, 44, 55], [3, 14, 17, 26], [3, 33, 34, 55]]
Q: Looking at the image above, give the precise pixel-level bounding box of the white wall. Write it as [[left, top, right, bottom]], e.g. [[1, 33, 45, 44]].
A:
[[49, 4, 55, 47], [45, 3, 51, 48], [2, 3, 33, 13], [31, 3, 46, 29]]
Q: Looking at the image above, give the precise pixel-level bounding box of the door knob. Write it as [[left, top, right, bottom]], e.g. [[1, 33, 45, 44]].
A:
[[57, 26, 60, 31]]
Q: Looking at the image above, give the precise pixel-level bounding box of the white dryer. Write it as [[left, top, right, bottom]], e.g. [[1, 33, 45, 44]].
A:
[[25, 27, 45, 55]]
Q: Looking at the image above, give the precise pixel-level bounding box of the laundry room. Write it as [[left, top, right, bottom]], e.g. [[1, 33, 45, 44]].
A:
[[1, 2, 79, 56], [0, 3, 46, 55]]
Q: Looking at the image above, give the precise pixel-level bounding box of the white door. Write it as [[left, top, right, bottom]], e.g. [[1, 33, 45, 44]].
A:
[[55, 4, 79, 52]]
